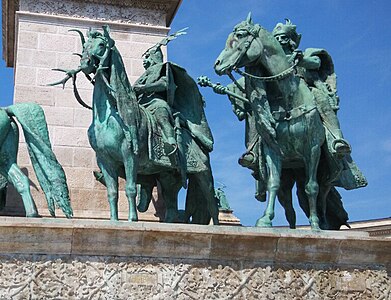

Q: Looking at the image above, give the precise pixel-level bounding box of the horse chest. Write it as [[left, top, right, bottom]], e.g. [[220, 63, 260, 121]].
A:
[[88, 117, 124, 154], [276, 118, 307, 154]]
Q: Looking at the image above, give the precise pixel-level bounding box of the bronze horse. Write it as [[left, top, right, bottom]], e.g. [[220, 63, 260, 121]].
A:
[[214, 15, 327, 230], [53, 26, 219, 224]]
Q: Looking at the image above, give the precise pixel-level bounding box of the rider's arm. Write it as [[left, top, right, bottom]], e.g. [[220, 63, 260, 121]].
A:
[[134, 76, 168, 94], [299, 55, 321, 70]]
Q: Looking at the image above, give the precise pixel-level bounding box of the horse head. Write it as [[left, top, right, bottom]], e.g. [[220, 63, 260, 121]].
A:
[[214, 13, 265, 75], [214, 13, 288, 77], [79, 25, 114, 76]]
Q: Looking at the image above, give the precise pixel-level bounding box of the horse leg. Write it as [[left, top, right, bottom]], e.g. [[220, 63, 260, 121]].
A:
[[317, 183, 332, 230], [256, 147, 281, 227], [278, 169, 296, 229], [158, 172, 182, 223], [193, 170, 219, 225], [1, 163, 39, 217], [97, 159, 119, 221], [137, 178, 156, 213], [304, 145, 321, 230], [123, 155, 138, 222]]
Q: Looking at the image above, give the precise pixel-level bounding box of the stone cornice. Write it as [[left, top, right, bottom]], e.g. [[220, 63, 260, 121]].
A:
[[2, 217, 391, 268], [2, 0, 182, 67]]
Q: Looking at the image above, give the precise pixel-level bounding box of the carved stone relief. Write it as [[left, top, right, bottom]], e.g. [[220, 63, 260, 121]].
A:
[[20, 0, 166, 26], [0, 254, 389, 299]]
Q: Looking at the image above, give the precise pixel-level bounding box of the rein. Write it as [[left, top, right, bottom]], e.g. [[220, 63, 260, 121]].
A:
[[234, 60, 299, 82], [230, 26, 299, 82]]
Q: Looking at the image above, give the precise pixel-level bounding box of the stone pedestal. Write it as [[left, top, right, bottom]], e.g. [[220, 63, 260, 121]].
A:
[[0, 217, 389, 299], [1, 0, 183, 220]]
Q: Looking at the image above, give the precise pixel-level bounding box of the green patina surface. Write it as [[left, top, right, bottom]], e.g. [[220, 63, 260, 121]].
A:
[[199, 13, 367, 230], [51, 26, 219, 225], [0, 103, 72, 218]]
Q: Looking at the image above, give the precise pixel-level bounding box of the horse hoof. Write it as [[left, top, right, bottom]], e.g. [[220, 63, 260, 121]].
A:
[[310, 222, 321, 231], [128, 215, 138, 222], [309, 217, 321, 231], [26, 212, 41, 218], [255, 217, 272, 228]]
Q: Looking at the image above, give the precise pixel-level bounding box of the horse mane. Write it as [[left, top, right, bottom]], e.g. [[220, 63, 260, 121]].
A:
[[108, 45, 141, 154]]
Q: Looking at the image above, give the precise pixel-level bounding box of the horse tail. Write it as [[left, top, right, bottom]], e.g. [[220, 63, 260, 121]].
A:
[[6, 103, 73, 218], [184, 175, 212, 225], [0, 177, 7, 211]]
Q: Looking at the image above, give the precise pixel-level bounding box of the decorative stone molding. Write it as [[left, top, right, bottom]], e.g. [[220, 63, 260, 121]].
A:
[[0, 255, 389, 299], [2, 0, 182, 67], [0, 218, 389, 299], [20, 0, 166, 27]]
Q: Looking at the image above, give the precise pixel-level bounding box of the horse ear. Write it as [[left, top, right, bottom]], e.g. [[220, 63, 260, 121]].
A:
[[246, 12, 253, 25], [102, 25, 111, 37], [102, 25, 115, 47]]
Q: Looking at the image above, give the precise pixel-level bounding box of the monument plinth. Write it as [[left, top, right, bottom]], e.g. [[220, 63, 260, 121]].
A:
[[0, 217, 389, 299]]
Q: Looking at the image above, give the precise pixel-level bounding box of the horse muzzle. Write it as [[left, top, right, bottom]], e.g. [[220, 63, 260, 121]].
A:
[[80, 55, 97, 74], [214, 59, 233, 76]]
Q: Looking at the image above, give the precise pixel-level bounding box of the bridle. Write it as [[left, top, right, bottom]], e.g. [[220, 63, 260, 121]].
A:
[[228, 25, 299, 83]]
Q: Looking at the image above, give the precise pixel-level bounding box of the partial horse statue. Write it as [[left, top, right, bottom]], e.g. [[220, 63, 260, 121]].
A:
[[50, 25, 219, 224], [200, 13, 366, 230], [0, 103, 73, 218]]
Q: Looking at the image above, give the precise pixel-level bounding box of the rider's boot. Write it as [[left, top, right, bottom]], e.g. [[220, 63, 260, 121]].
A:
[[312, 87, 351, 158], [155, 108, 177, 156], [331, 130, 351, 158], [238, 151, 256, 168]]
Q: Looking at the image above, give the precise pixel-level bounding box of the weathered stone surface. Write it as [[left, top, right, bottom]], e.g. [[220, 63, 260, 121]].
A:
[[14, 84, 55, 106], [53, 146, 74, 167], [17, 30, 39, 49], [41, 106, 74, 127], [15, 66, 37, 85], [0, 218, 389, 299], [53, 127, 90, 147]]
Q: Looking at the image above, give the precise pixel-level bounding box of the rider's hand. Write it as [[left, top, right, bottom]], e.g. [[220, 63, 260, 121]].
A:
[[213, 84, 227, 95], [133, 84, 145, 94], [293, 50, 303, 61]]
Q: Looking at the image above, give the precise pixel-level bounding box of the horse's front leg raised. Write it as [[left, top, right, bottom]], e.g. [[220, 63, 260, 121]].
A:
[[123, 154, 138, 222], [97, 158, 119, 221], [256, 146, 281, 227]]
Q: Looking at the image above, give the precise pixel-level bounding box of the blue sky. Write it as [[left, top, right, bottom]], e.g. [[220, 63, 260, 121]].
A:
[[1, 1, 390, 226]]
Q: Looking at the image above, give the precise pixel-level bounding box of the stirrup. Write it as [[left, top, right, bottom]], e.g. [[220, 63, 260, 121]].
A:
[[332, 139, 351, 157], [164, 142, 178, 156], [238, 151, 256, 168]]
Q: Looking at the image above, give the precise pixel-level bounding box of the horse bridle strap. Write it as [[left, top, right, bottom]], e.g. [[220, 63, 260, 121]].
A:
[[234, 60, 299, 82]]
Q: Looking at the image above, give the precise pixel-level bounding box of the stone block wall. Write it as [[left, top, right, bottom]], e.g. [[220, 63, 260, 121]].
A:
[[3, 0, 176, 219]]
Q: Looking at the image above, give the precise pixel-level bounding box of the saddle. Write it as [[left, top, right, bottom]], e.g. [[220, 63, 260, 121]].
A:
[[142, 107, 210, 174]]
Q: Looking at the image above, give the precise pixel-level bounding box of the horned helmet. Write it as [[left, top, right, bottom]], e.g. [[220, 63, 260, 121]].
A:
[[141, 27, 187, 70], [142, 46, 163, 69], [272, 19, 302, 52]]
